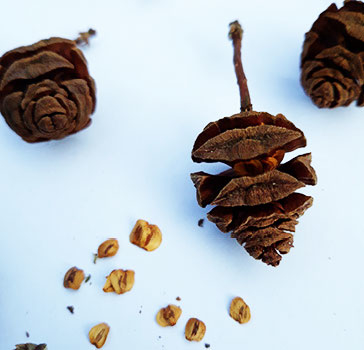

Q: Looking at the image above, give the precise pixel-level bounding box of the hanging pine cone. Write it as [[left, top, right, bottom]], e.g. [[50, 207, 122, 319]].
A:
[[0, 35, 96, 142], [301, 0, 364, 108], [191, 112, 317, 266], [191, 22, 317, 266]]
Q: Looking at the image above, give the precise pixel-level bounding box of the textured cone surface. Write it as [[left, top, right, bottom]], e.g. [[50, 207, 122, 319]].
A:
[[0, 37, 96, 142], [192, 111, 306, 164], [301, 0, 364, 108], [191, 111, 316, 266]]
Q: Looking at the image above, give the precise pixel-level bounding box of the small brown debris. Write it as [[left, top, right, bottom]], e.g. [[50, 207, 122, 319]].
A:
[[93, 253, 98, 264], [63, 267, 85, 290], [75, 28, 96, 46], [229, 297, 251, 324], [67, 306, 74, 314], [185, 318, 206, 342], [14, 345, 47, 350], [156, 305, 182, 327], [97, 238, 119, 258], [130, 219, 162, 251], [85, 274, 91, 283], [176, 296, 181, 301], [88, 323, 110, 349], [103, 269, 135, 294], [198, 219, 204, 227]]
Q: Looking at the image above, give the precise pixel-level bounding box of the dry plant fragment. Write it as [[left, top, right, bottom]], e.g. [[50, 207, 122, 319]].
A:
[[190, 21, 317, 266], [97, 238, 119, 258], [85, 274, 91, 283], [0, 37, 96, 142], [229, 297, 251, 324], [103, 269, 135, 294], [156, 304, 182, 327], [63, 266, 85, 290], [67, 306, 74, 314], [93, 253, 98, 264], [301, 0, 364, 108], [75, 28, 96, 46], [130, 219, 162, 251], [185, 318, 206, 342], [89, 323, 110, 349]]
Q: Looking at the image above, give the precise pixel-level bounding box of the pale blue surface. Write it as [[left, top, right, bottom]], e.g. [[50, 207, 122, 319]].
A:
[[0, 0, 363, 349]]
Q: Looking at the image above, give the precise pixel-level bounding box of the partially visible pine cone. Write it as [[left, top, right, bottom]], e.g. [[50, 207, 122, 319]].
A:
[[14, 345, 47, 350], [301, 0, 364, 108], [0, 37, 96, 142], [191, 111, 317, 266]]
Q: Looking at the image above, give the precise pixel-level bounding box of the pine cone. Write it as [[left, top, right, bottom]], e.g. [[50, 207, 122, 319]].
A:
[[14, 344, 47, 350], [0, 37, 96, 142], [191, 111, 317, 266], [301, 0, 364, 108]]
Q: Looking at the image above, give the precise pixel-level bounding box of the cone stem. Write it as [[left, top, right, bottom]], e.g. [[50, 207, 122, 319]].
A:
[[229, 21, 252, 112]]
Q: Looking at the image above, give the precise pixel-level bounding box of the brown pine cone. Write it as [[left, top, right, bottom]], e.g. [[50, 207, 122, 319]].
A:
[[191, 111, 317, 266], [0, 37, 96, 142], [14, 345, 47, 350], [301, 0, 364, 108]]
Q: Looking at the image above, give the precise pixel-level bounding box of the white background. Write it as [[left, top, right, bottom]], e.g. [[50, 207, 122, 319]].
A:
[[0, 0, 363, 349]]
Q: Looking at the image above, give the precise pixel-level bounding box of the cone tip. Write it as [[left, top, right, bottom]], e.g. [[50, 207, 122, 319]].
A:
[[229, 20, 243, 40]]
